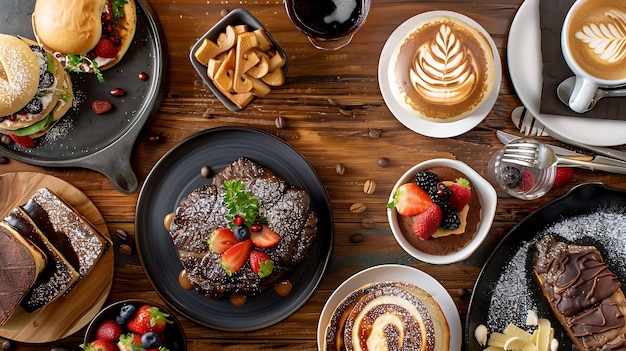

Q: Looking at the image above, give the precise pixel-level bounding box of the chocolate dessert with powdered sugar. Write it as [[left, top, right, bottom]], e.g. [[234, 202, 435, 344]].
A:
[[169, 157, 317, 299]]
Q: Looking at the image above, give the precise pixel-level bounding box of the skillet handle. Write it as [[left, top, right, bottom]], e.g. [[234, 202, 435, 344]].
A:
[[82, 140, 139, 195]]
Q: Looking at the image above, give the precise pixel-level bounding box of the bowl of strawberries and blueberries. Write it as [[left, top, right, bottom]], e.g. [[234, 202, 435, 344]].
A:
[[82, 299, 185, 351]]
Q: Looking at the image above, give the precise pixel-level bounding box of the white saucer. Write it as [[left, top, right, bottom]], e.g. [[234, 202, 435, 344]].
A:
[[507, 0, 626, 146], [316, 264, 462, 350], [378, 11, 502, 138]]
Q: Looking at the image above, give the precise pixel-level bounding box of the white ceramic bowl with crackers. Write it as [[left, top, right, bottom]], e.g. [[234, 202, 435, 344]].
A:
[[387, 158, 497, 264]]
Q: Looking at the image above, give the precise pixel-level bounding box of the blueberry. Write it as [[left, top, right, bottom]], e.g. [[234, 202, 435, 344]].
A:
[[502, 165, 522, 188], [233, 225, 250, 241], [116, 304, 136, 324], [141, 332, 161, 349]]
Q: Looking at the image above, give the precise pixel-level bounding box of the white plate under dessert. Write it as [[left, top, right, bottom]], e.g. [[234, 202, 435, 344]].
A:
[[317, 264, 461, 350], [378, 11, 502, 138], [507, 0, 626, 146]]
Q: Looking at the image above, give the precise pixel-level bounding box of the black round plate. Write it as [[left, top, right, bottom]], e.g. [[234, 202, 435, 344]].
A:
[[0, 0, 165, 194], [135, 126, 333, 331], [465, 183, 626, 351]]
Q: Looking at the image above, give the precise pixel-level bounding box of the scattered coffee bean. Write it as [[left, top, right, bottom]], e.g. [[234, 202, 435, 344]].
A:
[[363, 179, 376, 195], [457, 288, 470, 300], [360, 217, 375, 229], [220, 8, 230, 17], [138, 72, 149, 81], [368, 128, 382, 139], [110, 88, 125, 97], [1, 339, 12, 351], [335, 163, 346, 176], [0, 157, 9, 165], [200, 165, 212, 178], [338, 108, 353, 117], [350, 203, 366, 213], [274, 116, 285, 129], [119, 244, 133, 256], [115, 229, 128, 241], [378, 157, 390, 168], [350, 233, 364, 243], [327, 97, 338, 106], [91, 100, 112, 115], [0, 135, 12, 145]]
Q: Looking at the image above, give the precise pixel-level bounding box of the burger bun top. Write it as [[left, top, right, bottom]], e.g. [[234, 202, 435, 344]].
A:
[[32, 0, 107, 55], [0, 34, 40, 117]]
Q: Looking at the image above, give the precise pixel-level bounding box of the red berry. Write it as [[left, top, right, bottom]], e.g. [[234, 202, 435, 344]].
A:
[[219, 239, 252, 276], [519, 170, 535, 192], [91, 100, 113, 115], [110, 88, 125, 97], [86, 339, 117, 351], [95, 319, 122, 342], [233, 215, 243, 226], [95, 39, 117, 59], [250, 223, 262, 232], [551, 167, 574, 189], [126, 305, 173, 335], [250, 226, 280, 248], [448, 178, 472, 211], [411, 203, 442, 240], [388, 183, 433, 217], [208, 228, 238, 254], [249, 250, 274, 278], [138, 72, 149, 81]]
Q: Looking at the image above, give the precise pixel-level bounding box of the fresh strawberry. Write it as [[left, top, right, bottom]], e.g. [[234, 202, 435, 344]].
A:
[[411, 203, 442, 240], [519, 170, 535, 192], [249, 250, 274, 278], [126, 305, 173, 335], [208, 228, 238, 254], [117, 333, 143, 351], [551, 167, 574, 189], [80, 339, 117, 351], [448, 178, 472, 211], [8, 133, 35, 148], [94, 319, 122, 342], [387, 183, 433, 216], [250, 226, 280, 248], [95, 38, 118, 58], [219, 239, 252, 276]]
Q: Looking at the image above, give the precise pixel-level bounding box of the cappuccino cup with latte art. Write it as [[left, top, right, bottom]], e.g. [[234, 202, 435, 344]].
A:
[[561, 0, 626, 113]]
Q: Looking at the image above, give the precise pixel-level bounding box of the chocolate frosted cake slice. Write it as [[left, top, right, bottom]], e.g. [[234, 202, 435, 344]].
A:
[[4, 207, 79, 312], [534, 235, 626, 351]]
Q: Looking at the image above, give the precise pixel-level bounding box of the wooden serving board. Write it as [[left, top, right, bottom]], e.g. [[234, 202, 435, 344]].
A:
[[0, 172, 113, 343]]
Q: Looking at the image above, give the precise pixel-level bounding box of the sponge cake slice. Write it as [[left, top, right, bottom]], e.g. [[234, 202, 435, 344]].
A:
[[0, 222, 46, 326]]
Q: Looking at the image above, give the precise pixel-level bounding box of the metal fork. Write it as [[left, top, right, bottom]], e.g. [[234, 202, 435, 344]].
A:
[[502, 141, 626, 174], [510, 106, 549, 136]]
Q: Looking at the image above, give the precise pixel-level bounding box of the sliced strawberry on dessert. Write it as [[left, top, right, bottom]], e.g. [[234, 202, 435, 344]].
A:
[[94, 319, 122, 342], [219, 239, 252, 276], [95, 38, 118, 58], [249, 250, 274, 278], [387, 183, 433, 216], [250, 225, 280, 248], [8, 133, 35, 148], [126, 305, 173, 335], [208, 228, 238, 254], [551, 167, 574, 189], [448, 178, 472, 211], [412, 203, 442, 240]]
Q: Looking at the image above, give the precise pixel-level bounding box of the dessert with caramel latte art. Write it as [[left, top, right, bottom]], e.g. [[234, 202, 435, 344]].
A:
[[393, 15, 496, 122]]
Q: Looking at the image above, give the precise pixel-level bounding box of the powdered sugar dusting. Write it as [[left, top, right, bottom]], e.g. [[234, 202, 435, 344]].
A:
[[486, 205, 626, 332], [0, 40, 38, 110]]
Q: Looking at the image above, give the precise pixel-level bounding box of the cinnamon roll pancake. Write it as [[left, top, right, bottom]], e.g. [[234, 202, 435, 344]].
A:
[[324, 281, 449, 351], [392, 14, 496, 122]]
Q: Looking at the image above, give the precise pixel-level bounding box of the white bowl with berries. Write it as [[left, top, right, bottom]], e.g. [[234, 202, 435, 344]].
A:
[[387, 158, 497, 264], [82, 299, 186, 351]]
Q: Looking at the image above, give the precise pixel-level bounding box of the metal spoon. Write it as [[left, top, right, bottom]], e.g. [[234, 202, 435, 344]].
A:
[[557, 76, 626, 112]]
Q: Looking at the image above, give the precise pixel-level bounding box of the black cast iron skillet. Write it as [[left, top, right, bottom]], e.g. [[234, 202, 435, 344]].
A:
[[0, 0, 165, 194]]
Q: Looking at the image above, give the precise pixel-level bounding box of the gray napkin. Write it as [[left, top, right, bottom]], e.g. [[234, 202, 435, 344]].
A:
[[539, 0, 625, 120]]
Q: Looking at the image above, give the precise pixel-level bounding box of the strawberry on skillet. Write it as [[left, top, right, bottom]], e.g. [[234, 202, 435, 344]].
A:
[[412, 203, 442, 240], [126, 305, 173, 335], [448, 178, 472, 211], [387, 183, 433, 216], [249, 250, 274, 278]]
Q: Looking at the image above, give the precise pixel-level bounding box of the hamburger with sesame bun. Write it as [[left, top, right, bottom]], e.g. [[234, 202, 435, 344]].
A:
[[0, 34, 73, 148], [32, 0, 137, 82]]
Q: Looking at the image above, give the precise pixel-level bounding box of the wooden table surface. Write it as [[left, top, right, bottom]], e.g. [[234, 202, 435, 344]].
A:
[[3, 0, 626, 350]]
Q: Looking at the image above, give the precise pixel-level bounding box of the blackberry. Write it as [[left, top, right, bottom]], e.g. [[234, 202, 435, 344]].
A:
[[441, 207, 461, 230], [23, 97, 43, 114], [39, 70, 55, 89], [415, 170, 439, 195], [430, 182, 451, 207], [502, 165, 522, 188]]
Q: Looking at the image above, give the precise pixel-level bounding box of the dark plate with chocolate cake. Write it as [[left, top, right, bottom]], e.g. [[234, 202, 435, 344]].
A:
[[465, 183, 626, 351], [135, 126, 333, 331]]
